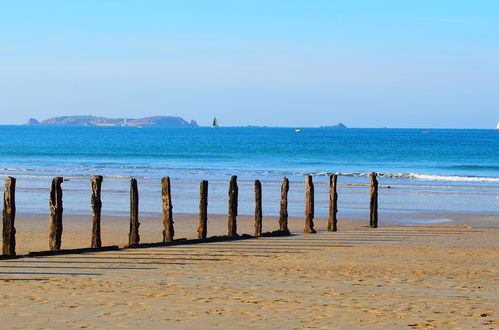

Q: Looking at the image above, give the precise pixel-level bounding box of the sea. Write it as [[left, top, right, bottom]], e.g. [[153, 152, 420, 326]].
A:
[[0, 126, 497, 223]]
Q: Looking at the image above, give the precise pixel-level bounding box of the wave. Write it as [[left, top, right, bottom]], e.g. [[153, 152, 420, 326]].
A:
[[2, 166, 499, 184], [396, 173, 499, 183], [310, 172, 499, 183]]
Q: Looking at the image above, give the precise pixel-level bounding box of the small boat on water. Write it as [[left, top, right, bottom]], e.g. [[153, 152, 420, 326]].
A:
[[211, 117, 219, 128], [295, 129, 301, 132], [496, 121, 499, 130]]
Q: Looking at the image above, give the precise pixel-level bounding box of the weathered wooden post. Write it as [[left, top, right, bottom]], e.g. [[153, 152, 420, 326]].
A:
[[304, 175, 316, 233], [2, 177, 16, 256], [327, 174, 338, 232], [49, 177, 64, 251], [161, 177, 174, 242], [254, 180, 262, 237], [197, 180, 208, 239], [227, 175, 238, 237], [369, 172, 378, 228], [90, 175, 103, 248], [279, 177, 289, 233], [128, 178, 140, 245]]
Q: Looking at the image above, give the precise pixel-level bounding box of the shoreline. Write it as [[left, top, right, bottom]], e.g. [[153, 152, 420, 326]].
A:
[[2, 173, 499, 186], [2, 177, 498, 218]]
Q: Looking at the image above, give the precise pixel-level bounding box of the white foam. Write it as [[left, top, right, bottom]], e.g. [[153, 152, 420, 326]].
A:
[[388, 173, 499, 183], [308, 171, 499, 183], [2, 167, 499, 184]]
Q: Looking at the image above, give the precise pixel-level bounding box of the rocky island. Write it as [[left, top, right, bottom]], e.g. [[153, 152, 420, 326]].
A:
[[320, 122, 347, 128], [26, 115, 198, 127]]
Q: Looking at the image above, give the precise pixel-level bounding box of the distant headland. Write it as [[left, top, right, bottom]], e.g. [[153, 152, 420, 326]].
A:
[[25, 116, 198, 127]]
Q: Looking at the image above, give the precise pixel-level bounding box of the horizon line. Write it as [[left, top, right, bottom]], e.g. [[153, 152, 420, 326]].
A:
[[0, 124, 496, 130]]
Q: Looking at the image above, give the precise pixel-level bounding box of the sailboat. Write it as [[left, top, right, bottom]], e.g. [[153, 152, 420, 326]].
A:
[[211, 117, 220, 128], [496, 121, 499, 130]]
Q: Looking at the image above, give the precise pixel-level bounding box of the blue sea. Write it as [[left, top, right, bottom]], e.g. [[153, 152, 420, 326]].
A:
[[0, 126, 497, 221]]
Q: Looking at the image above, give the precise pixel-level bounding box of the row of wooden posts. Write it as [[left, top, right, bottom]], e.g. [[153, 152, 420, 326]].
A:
[[1, 173, 379, 257]]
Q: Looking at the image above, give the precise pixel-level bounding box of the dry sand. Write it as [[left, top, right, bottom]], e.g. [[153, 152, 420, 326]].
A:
[[0, 213, 498, 329]]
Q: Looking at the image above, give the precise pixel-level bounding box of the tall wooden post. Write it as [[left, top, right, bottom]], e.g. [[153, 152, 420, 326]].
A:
[[227, 175, 238, 237], [254, 180, 262, 237], [369, 172, 378, 228], [49, 177, 64, 251], [197, 180, 208, 239], [327, 174, 338, 232], [90, 175, 103, 248], [2, 177, 16, 256], [279, 177, 289, 233], [161, 177, 174, 242], [304, 175, 316, 233], [129, 178, 140, 245]]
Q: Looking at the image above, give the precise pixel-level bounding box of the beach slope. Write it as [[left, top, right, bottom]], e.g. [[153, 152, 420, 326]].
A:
[[0, 216, 498, 328]]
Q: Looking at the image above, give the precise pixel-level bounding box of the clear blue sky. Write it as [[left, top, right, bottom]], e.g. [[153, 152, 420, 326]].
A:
[[0, 0, 498, 128]]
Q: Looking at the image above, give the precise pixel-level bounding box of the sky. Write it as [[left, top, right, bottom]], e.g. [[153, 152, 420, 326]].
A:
[[0, 0, 498, 128]]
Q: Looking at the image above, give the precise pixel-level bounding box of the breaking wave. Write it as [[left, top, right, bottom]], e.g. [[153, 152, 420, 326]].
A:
[[2, 166, 499, 184], [311, 172, 499, 183]]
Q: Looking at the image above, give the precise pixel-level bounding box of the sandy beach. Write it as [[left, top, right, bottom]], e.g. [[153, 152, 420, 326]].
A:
[[1, 213, 497, 328]]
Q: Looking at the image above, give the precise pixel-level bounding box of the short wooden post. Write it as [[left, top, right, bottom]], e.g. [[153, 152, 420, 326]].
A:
[[279, 177, 289, 233], [49, 177, 64, 251], [197, 180, 208, 239], [227, 175, 238, 237], [304, 175, 316, 233], [254, 180, 262, 237], [327, 174, 338, 232], [161, 177, 174, 242], [128, 178, 140, 245], [90, 175, 103, 248], [369, 172, 378, 228], [2, 177, 16, 256]]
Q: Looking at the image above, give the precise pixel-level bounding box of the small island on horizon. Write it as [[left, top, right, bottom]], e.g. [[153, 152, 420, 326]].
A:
[[320, 122, 347, 129]]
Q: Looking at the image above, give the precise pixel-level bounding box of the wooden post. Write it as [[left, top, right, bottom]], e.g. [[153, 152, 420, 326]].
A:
[[279, 177, 289, 233], [254, 180, 262, 237], [227, 175, 238, 237], [49, 177, 64, 251], [197, 180, 208, 239], [304, 175, 316, 233], [129, 178, 140, 245], [90, 175, 103, 248], [327, 174, 338, 232], [2, 177, 16, 256], [161, 177, 174, 242], [369, 172, 378, 228]]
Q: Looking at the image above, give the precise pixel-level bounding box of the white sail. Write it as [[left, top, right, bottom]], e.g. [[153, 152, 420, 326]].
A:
[[496, 121, 499, 130]]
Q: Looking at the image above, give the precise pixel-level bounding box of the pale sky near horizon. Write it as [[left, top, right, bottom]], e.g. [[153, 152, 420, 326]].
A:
[[0, 0, 498, 128]]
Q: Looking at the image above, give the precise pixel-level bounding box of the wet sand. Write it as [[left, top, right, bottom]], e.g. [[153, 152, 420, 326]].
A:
[[0, 213, 498, 328]]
